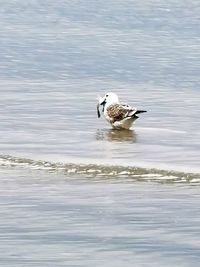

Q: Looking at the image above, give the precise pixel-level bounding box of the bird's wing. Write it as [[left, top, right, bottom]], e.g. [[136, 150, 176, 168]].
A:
[[107, 103, 137, 122]]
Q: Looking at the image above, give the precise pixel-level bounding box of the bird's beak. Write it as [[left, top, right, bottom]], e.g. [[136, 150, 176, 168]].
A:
[[97, 103, 101, 118], [97, 96, 106, 118]]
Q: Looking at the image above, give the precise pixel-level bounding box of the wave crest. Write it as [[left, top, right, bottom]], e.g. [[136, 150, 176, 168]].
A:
[[0, 154, 199, 183]]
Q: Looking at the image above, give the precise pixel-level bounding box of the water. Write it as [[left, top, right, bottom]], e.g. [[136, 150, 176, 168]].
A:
[[1, 168, 200, 267], [0, 0, 200, 266]]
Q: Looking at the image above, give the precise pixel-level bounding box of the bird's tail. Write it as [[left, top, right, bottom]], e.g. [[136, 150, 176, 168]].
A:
[[127, 109, 147, 119], [135, 110, 147, 115]]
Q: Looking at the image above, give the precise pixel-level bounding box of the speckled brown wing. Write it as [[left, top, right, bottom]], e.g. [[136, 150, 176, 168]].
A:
[[107, 103, 133, 122]]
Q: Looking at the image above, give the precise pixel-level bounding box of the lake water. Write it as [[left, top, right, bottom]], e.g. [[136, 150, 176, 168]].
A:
[[0, 0, 200, 266]]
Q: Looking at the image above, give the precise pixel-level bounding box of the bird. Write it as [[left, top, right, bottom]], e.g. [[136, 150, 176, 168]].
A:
[[97, 92, 146, 130]]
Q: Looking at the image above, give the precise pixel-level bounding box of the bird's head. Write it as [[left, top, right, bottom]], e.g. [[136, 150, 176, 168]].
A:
[[97, 92, 119, 118]]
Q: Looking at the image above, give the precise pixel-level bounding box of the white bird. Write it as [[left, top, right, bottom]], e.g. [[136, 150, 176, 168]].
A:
[[97, 92, 146, 130]]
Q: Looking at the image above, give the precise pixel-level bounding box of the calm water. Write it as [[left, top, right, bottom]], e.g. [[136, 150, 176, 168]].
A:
[[1, 168, 200, 267], [0, 0, 200, 266]]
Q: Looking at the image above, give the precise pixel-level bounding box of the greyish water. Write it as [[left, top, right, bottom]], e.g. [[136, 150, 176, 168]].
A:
[[0, 0, 200, 266]]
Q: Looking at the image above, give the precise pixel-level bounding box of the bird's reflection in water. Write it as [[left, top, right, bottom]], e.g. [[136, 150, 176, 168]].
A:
[[96, 128, 137, 143]]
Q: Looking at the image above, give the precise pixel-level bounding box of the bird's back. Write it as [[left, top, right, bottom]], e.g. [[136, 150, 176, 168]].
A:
[[106, 103, 137, 122]]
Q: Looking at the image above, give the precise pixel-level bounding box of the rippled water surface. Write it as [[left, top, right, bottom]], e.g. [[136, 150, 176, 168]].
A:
[[0, 1, 200, 172], [0, 0, 200, 266], [0, 168, 200, 267]]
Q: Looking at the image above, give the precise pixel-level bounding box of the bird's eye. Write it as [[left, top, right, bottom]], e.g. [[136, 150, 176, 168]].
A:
[[106, 94, 108, 97]]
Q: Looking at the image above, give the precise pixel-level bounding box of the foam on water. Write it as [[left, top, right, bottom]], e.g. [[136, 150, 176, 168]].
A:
[[0, 154, 199, 183]]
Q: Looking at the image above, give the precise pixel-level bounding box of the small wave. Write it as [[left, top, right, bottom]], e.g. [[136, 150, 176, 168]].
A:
[[0, 154, 199, 183]]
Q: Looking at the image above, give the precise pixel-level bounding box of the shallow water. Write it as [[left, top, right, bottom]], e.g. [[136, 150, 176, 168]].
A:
[[0, 168, 200, 267], [0, 1, 200, 266], [0, 80, 200, 174], [0, 1, 200, 174]]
